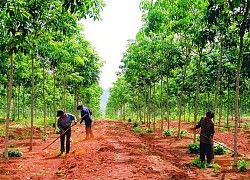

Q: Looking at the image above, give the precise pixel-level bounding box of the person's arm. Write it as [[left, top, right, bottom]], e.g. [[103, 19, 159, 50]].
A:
[[194, 118, 202, 129], [80, 110, 87, 124], [69, 113, 78, 125], [209, 122, 215, 140], [57, 118, 64, 133]]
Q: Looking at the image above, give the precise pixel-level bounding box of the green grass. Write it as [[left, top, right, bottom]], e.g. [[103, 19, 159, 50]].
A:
[[0, 117, 55, 138]]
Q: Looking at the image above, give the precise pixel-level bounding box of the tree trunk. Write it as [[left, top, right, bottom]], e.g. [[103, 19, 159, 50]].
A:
[[233, 35, 244, 169], [213, 39, 223, 123], [29, 55, 35, 151], [53, 72, 56, 129], [17, 84, 20, 121], [160, 76, 163, 130], [147, 85, 151, 128], [42, 58, 46, 138], [226, 76, 230, 127], [166, 76, 170, 130], [177, 56, 188, 138], [4, 47, 14, 160], [136, 89, 139, 121], [22, 87, 25, 119], [153, 83, 156, 131], [219, 95, 223, 126], [62, 77, 66, 111], [193, 53, 202, 143]]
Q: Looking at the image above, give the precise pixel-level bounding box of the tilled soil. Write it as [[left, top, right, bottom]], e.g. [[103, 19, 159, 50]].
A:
[[0, 120, 249, 180]]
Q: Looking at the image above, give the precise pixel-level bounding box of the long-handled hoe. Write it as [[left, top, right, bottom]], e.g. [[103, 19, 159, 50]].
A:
[[42, 114, 87, 152], [42, 123, 77, 152], [199, 133, 249, 158]]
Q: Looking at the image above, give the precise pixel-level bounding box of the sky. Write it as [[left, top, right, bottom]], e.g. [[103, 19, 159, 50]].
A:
[[82, 0, 143, 90]]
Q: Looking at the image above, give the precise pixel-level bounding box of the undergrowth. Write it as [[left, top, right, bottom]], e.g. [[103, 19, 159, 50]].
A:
[[2, 149, 22, 157]]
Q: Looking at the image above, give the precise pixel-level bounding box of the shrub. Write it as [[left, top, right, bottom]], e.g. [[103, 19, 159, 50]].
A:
[[237, 159, 248, 172], [180, 129, 187, 137], [55, 129, 60, 134], [133, 127, 142, 133], [42, 134, 48, 141], [2, 149, 22, 157], [188, 143, 200, 154], [146, 128, 153, 133], [218, 127, 226, 132], [212, 163, 221, 174], [141, 144, 147, 150], [133, 121, 140, 128], [196, 134, 200, 141], [243, 122, 249, 129], [190, 158, 206, 169], [214, 144, 227, 155], [163, 129, 174, 136]]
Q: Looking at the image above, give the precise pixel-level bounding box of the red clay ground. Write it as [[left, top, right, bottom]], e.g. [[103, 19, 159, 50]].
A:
[[0, 119, 249, 180]]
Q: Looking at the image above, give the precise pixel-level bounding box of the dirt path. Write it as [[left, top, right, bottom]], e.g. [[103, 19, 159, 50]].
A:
[[0, 120, 249, 179]]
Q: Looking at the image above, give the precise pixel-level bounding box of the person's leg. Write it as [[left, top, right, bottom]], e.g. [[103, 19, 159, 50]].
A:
[[60, 134, 65, 154], [65, 130, 71, 154], [89, 124, 94, 138], [206, 143, 214, 164], [200, 143, 206, 162], [85, 126, 90, 140]]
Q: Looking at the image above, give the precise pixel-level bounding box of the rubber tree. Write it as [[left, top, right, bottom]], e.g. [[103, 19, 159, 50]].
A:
[[205, 0, 250, 169], [160, 0, 207, 138], [0, 0, 34, 160]]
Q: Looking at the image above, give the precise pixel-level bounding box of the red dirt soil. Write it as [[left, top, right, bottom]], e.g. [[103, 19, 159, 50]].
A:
[[0, 120, 249, 180]]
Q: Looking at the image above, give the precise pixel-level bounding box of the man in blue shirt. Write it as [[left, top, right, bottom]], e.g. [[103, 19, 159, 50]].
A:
[[57, 110, 77, 155], [77, 105, 94, 140]]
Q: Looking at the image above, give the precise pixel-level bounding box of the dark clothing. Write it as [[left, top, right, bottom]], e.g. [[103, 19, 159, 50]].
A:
[[195, 117, 215, 144], [60, 130, 71, 153], [57, 113, 77, 154], [80, 107, 93, 126], [58, 113, 77, 132], [200, 143, 214, 163], [195, 116, 215, 163], [79, 106, 94, 139]]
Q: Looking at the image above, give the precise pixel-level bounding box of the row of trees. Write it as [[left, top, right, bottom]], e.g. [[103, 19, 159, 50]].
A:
[[0, 0, 105, 159], [106, 0, 250, 168]]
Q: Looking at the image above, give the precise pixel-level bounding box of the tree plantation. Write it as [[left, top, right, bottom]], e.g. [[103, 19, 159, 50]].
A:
[[0, 0, 250, 179], [0, 0, 105, 158], [106, 0, 250, 168]]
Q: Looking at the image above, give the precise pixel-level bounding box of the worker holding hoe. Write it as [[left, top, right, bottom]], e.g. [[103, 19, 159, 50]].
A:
[[193, 111, 215, 166], [57, 110, 77, 156], [77, 105, 94, 140]]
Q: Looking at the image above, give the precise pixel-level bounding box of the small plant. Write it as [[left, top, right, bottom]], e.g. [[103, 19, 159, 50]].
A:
[[180, 129, 187, 137], [9, 143, 14, 148], [212, 163, 221, 174], [243, 122, 249, 129], [190, 158, 206, 169], [218, 127, 225, 132], [214, 144, 227, 155], [42, 134, 48, 141], [163, 129, 174, 136], [146, 128, 153, 133], [2, 149, 22, 157], [225, 123, 233, 129], [196, 134, 200, 142], [141, 144, 147, 150], [133, 121, 140, 128], [237, 159, 248, 172], [133, 127, 142, 133], [188, 143, 200, 154], [55, 129, 60, 134]]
